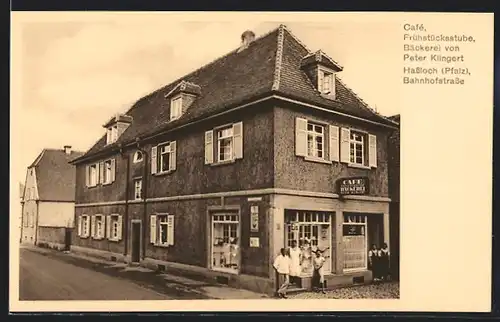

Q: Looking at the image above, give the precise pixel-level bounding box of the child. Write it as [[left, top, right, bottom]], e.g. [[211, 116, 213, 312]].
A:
[[378, 243, 390, 281], [312, 250, 327, 294], [368, 244, 380, 282], [273, 248, 291, 298]]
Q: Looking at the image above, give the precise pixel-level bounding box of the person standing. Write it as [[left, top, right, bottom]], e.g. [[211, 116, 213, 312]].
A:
[[378, 243, 390, 281], [312, 250, 327, 294], [368, 244, 380, 282], [288, 240, 302, 285], [273, 248, 291, 298]]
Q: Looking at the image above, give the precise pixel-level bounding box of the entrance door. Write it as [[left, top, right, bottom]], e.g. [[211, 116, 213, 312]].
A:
[[285, 210, 332, 276], [64, 228, 72, 251], [131, 222, 141, 263]]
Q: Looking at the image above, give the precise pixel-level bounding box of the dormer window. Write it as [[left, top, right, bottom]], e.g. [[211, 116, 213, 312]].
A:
[[106, 125, 118, 144], [318, 68, 335, 96], [170, 96, 183, 120]]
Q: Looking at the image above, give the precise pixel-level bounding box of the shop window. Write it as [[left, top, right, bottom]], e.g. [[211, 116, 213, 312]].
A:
[[343, 214, 368, 271], [211, 213, 240, 273], [285, 210, 332, 276]]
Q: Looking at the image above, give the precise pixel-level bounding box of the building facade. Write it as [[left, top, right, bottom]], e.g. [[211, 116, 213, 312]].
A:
[[20, 146, 83, 250], [70, 25, 399, 295]]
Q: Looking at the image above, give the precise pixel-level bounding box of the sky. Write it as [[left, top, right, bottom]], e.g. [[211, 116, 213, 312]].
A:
[[12, 12, 401, 192]]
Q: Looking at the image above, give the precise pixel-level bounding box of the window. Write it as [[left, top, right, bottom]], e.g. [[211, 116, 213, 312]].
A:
[[88, 164, 98, 187], [106, 125, 119, 144], [151, 141, 176, 174], [217, 127, 234, 162], [108, 215, 122, 241], [285, 210, 332, 276], [170, 96, 183, 120], [79, 215, 90, 237], [350, 131, 365, 165], [343, 214, 368, 271], [93, 215, 104, 239], [319, 69, 334, 95], [150, 214, 174, 246], [134, 179, 142, 200], [103, 160, 113, 184], [133, 151, 143, 163], [211, 213, 240, 273], [306, 122, 325, 159], [159, 143, 171, 173]]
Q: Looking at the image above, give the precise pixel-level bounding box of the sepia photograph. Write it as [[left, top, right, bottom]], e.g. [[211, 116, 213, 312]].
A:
[[10, 11, 492, 312]]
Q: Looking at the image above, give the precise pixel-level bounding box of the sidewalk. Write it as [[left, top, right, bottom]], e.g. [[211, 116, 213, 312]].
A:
[[22, 245, 269, 300]]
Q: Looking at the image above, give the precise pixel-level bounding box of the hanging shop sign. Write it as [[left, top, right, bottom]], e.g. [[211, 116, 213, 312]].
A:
[[338, 177, 369, 195], [343, 224, 365, 236], [250, 206, 259, 232]]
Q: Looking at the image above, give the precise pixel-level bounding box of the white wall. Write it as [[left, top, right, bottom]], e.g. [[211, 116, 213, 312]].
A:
[[38, 201, 75, 228]]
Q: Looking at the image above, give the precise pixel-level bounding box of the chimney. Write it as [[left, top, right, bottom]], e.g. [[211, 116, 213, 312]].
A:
[[238, 30, 256, 52], [63, 145, 72, 155]]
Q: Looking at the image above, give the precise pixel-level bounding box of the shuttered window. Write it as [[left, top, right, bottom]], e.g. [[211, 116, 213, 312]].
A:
[[152, 141, 177, 174], [205, 122, 243, 165], [151, 214, 175, 246]]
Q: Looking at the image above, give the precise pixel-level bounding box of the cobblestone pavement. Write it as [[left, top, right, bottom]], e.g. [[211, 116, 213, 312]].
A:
[[288, 282, 400, 299]]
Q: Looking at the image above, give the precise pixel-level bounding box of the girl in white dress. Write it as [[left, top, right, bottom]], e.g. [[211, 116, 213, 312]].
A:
[[288, 240, 302, 285]]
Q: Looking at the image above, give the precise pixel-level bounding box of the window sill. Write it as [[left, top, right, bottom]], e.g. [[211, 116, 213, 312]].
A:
[[304, 156, 332, 165], [153, 243, 170, 248], [92, 237, 105, 240], [108, 238, 121, 242], [347, 163, 371, 170], [154, 170, 175, 177], [102, 182, 113, 186], [209, 159, 236, 167]]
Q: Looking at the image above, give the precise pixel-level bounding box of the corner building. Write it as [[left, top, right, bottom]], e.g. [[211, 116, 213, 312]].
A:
[[70, 25, 398, 295]]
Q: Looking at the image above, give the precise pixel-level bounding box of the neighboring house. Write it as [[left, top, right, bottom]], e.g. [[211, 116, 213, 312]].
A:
[[388, 114, 400, 280], [20, 145, 84, 250], [19, 183, 25, 234], [70, 25, 399, 295]]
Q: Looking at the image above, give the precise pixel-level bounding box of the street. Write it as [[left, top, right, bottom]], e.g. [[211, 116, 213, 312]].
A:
[[19, 247, 215, 300]]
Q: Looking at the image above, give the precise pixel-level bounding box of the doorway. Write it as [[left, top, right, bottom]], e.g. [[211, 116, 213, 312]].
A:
[[64, 227, 72, 251], [131, 221, 141, 263]]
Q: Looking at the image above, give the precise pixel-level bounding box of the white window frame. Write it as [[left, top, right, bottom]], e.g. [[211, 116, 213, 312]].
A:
[[342, 214, 368, 272], [88, 163, 98, 187], [110, 215, 120, 240], [349, 131, 365, 166], [94, 215, 105, 239], [134, 179, 142, 200], [81, 215, 90, 237], [103, 159, 113, 184], [133, 151, 143, 163], [157, 215, 170, 246], [170, 95, 183, 120], [211, 213, 240, 274], [158, 142, 172, 173], [216, 126, 234, 163], [306, 121, 325, 159], [318, 67, 335, 95]]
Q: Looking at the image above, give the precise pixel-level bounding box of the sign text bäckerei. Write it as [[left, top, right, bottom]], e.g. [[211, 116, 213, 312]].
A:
[[338, 177, 369, 195]]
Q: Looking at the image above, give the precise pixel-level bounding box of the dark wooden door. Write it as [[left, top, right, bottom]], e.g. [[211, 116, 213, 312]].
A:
[[131, 222, 141, 262], [64, 228, 72, 251]]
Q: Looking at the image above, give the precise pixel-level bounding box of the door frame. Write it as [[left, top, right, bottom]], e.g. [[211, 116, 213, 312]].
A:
[[130, 219, 142, 263]]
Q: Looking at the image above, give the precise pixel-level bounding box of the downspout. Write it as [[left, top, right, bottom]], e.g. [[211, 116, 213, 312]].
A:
[[119, 144, 130, 257], [135, 138, 148, 260]]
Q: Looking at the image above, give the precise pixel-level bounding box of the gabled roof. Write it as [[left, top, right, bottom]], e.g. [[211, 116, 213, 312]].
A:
[[75, 24, 397, 164], [28, 149, 84, 201]]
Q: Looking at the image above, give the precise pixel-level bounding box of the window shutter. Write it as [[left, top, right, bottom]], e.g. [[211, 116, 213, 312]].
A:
[[329, 125, 340, 162], [85, 166, 89, 187], [90, 215, 95, 238], [117, 215, 123, 241], [77, 216, 82, 236], [204, 130, 214, 164], [318, 70, 324, 92], [167, 214, 174, 246], [99, 162, 104, 184], [150, 215, 157, 244], [232, 122, 243, 159], [340, 127, 351, 163], [169, 141, 177, 171], [111, 159, 116, 182], [151, 146, 158, 174], [106, 215, 111, 239], [368, 134, 377, 168], [295, 118, 308, 156]]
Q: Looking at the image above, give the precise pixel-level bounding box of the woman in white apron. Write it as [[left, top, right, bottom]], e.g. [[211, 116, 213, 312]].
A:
[[288, 240, 302, 285]]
